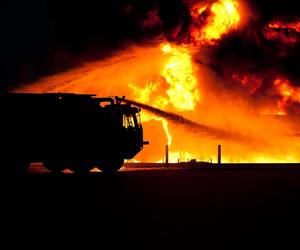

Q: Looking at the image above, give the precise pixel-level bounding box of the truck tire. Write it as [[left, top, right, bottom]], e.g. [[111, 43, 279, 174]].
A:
[[43, 161, 66, 173], [97, 158, 124, 173], [2, 160, 30, 175], [69, 161, 93, 174]]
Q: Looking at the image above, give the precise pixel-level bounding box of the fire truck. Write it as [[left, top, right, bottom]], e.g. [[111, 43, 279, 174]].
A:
[[0, 93, 148, 174]]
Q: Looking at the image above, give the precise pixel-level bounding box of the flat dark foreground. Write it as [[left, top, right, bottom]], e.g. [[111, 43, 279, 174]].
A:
[[2, 167, 300, 248]]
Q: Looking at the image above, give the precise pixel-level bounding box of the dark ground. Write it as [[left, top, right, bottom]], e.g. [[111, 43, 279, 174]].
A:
[[2, 165, 300, 248]]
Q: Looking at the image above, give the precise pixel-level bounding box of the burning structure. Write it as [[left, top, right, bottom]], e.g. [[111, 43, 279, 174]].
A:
[[11, 0, 300, 163]]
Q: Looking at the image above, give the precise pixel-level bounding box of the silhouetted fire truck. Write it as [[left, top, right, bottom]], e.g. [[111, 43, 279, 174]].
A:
[[0, 93, 148, 173]]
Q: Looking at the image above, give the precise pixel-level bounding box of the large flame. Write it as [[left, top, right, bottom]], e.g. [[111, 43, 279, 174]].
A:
[[129, 43, 200, 160], [130, 43, 200, 110], [190, 0, 241, 45], [161, 43, 200, 110]]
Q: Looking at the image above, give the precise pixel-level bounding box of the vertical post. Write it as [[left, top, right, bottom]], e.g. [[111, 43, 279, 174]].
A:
[[218, 144, 222, 166], [166, 145, 169, 165]]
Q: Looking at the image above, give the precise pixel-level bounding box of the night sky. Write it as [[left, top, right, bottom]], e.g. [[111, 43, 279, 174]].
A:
[[1, 0, 299, 90]]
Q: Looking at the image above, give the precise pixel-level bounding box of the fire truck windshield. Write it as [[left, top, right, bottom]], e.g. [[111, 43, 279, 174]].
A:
[[123, 114, 137, 128]]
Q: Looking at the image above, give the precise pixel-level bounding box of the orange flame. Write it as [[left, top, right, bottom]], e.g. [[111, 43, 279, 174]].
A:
[[129, 43, 200, 110], [190, 0, 241, 45], [160, 43, 200, 110]]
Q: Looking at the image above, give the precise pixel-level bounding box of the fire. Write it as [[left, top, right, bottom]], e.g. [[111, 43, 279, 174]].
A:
[[161, 43, 200, 110], [274, 78, 300, 114], [264, 19, 300, 45], [17, 44, 300, 163], [190, 0, 241, 45], [129, 43, 200, 161], [16, 0, 300, 164], [231, 74, 300, 116], [268, 22, 300, 32], [129, 43, 200, 111]]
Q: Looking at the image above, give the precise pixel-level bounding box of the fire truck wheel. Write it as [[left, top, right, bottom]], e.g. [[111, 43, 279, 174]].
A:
[[2, 160, 30, 175], [43, 161, 66, 173], [97, 158, 124, 173], [69, 161, 93, 174]]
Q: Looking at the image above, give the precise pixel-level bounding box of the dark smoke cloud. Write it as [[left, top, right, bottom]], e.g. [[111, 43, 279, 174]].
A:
[[0, 0, 161, 90], [188, 1, 300, 114], [250, 0, 300, 21], [1, 0, 300, 92]]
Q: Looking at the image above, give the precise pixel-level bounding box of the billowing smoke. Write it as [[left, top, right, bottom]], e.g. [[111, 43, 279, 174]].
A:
[[154, 0, 300, 115]]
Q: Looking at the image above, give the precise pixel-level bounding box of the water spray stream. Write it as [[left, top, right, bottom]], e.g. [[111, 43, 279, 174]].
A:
[[124, 98, 242, 142]]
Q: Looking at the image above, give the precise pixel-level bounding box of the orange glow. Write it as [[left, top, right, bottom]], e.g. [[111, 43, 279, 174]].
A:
[[273, 78, 300, 114], [269, 21, 300, 33], [264, 20, 300, 44], [18, 43, 300, 163], [190, 0, 241, 45], [18, 0, 300, 164], [232, 73, 263, 94], [18, 42, 300, 163], [17, 6, 300, 168], [129, 43, 200, 111]]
